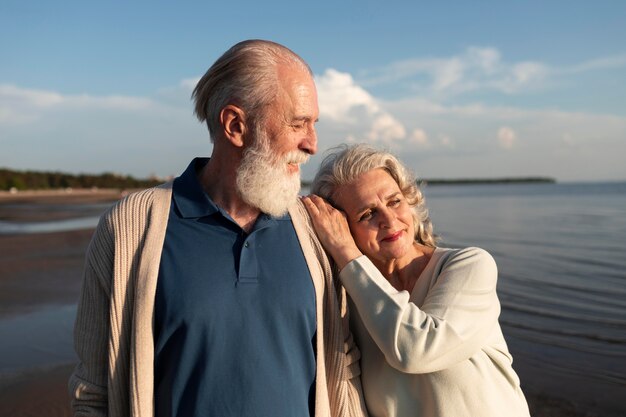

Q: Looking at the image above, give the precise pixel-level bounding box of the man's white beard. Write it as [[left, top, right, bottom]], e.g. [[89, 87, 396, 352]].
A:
[[236, 130, 309, 217]]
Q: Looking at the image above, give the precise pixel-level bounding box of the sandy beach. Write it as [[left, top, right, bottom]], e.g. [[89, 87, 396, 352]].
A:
[[0, 191, 119, 417], [0, 190, 618, 417]]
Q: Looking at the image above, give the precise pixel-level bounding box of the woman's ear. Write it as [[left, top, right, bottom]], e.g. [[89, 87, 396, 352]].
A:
[[219, 105, 247, 148]]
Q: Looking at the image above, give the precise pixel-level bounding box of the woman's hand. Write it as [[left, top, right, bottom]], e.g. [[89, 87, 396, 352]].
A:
[[301, 194, 363, 270]]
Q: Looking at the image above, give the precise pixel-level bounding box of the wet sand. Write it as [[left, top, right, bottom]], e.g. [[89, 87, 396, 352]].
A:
[[0, 190, 122, 317], [0, 190, 618, 417], [0, 191, 119, 416], [0, 364, 74, 417], [0, 229, 94, 317]]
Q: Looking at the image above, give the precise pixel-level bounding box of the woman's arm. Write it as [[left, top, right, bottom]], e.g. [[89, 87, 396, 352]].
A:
[[341, 247, 501, 374]]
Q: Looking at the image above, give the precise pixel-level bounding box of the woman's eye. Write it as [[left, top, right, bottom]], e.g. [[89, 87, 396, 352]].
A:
[[389, 199, 401, 207], [358, 211, 373, 222]]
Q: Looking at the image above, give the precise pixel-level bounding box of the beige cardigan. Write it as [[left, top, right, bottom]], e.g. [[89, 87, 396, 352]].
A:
[[69, 183, 368, 417]]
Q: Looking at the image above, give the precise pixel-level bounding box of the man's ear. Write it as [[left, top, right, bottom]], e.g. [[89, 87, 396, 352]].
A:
[[219, 105, 247, 148]]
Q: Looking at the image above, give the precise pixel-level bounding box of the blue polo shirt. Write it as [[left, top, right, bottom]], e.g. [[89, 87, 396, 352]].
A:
[[154, 158, 316, 417]]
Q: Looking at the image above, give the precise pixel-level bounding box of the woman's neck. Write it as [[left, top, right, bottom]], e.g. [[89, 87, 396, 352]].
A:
[[376, 243, 434, 293]]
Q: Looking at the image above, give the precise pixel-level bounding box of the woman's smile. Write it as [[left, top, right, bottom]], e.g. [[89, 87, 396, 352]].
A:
[[381, 230, 404, 242]]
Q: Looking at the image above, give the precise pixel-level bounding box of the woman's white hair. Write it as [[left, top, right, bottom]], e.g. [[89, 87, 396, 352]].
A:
[[192, 39, 312, 142], [311, 143, 437, 247]]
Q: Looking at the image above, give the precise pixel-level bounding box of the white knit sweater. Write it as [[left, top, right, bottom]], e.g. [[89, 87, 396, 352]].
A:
[[69, 183, 368, 417], [340, 247, 529, 417]]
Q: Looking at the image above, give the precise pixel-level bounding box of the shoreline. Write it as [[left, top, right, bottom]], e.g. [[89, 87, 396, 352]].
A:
[[0, 187, 127, 201], [0, 188, 123, 223]]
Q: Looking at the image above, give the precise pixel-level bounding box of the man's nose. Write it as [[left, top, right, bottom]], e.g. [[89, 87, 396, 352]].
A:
[[301, 124, 318, 155]]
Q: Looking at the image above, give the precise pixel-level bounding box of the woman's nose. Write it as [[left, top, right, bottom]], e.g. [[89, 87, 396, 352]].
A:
[[379, 208, 396, 229]]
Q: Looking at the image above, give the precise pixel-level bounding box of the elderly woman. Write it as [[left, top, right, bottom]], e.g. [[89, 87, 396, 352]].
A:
[[302, 144, 529, 417]]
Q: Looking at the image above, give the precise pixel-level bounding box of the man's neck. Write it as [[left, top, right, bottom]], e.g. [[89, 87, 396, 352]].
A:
[[198, 157, 260, 233]]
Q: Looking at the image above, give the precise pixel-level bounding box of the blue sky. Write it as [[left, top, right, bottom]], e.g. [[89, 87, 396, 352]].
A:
[[1, 0, 625, 181]]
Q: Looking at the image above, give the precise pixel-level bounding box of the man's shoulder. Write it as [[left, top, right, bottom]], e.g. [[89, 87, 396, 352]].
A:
[[287, 198, 310, 224], [287, 198, 317, 240], [104, 182, 173, 222]]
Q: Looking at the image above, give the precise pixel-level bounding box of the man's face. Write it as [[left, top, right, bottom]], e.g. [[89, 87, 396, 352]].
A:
[[234, 63, 319, 217], [262, 63, 319, 174]]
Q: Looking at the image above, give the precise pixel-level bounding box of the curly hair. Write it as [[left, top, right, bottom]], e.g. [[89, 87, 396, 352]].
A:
[[311, 143, 437, 247]]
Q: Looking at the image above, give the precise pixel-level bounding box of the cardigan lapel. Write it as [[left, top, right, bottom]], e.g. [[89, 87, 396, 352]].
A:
[[130, 183, 173, 417]]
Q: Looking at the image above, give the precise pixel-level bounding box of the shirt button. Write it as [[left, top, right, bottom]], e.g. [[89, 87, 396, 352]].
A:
[[244, 242, 249, 248]]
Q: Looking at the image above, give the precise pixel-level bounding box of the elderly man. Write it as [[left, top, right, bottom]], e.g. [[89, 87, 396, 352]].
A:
[[69, 40, 367, 417]]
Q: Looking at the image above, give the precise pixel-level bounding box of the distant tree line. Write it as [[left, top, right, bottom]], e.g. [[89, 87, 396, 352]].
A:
[[418, 177, 555, 185], [0, 168, 162, 191]]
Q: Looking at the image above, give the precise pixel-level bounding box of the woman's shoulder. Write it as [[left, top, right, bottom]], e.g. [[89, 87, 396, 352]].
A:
[[434, 246, 498, 284], [437, 246, 494, 263]]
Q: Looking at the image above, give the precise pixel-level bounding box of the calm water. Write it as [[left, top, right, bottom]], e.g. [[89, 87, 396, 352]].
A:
[[1, 182, 625, 412], [0, 305, 77, 373], [423, 181, 626, 412]]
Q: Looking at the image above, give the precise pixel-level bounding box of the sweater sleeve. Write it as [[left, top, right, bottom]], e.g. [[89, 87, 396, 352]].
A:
[[339, 247, 500, 374], [68, 214, 115, 416]]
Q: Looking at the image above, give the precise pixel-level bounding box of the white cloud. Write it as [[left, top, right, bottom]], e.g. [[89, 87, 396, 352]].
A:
[[497, 126, 516, 149], [467, 47, 500, 73], [0, 84, 156, 126], [315, 69, 380, 122], [0, 80, 208, 178], [69, 94, 154, 110], [362, 49, 626, 102], [360, 46, 549, 97], [367, 113, 406, 143], [180, 77, 200, 90], [315, 68, 407, 143], [312, 65, 624, 181], [410, 128, 429, 146], [439, 135, 454, 148], [0, 84, 153, 112], [0, 84, 64, 107], [564, 54, 626, 74], [0, 106, 35, 125], [494, 62, 549, 93], [432, 58, 464, 91]]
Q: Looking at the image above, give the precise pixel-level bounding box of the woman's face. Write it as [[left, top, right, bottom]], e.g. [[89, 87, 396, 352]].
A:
[[333, 168, 415, 265]]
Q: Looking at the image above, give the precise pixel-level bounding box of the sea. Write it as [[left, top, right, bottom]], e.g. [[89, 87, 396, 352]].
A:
[[1, 181, 625, 414], [423, 181, 626, 413]]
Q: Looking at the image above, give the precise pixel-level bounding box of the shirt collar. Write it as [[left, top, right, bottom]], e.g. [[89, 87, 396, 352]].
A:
[[172, 157, 218, 219]]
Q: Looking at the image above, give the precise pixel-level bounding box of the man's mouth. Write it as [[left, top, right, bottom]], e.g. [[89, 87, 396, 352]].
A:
[[284, 151, 310, 173], [287, 162, 300, 173]]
